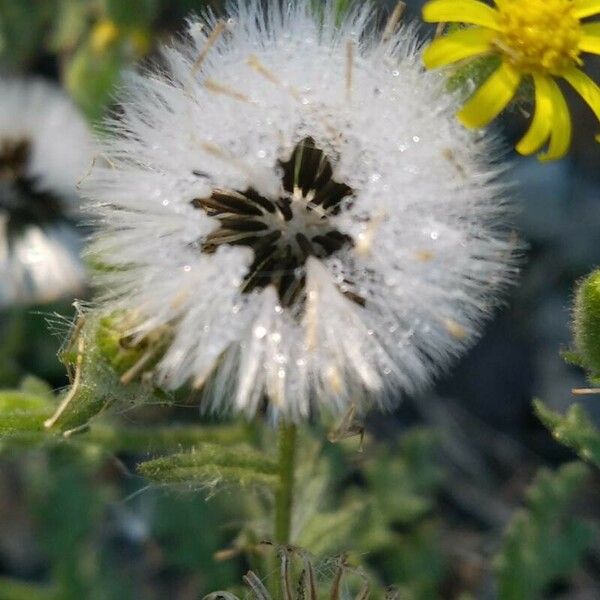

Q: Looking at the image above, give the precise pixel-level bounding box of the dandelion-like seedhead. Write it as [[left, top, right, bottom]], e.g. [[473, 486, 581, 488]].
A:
[[84, 0, 518, 421], [0, 79, 92, 306]]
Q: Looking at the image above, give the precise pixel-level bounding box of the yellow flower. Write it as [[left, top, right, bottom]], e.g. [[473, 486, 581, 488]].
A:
[[90, 19, 120, 55], [422, 0, 600, 160]]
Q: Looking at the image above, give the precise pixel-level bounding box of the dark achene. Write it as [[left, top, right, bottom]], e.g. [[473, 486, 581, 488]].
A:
[[191, 137, 354, 307]]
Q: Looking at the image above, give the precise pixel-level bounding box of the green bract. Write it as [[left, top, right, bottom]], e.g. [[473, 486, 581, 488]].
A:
[[572, 269, 600, 383]]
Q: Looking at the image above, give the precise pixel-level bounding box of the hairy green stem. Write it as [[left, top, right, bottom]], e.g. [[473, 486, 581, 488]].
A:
[[274, 422, 297, 544]]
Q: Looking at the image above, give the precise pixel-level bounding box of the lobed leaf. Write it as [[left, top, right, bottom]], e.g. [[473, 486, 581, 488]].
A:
[[534, 400, 600, 468], [494, 462, 595, 600]]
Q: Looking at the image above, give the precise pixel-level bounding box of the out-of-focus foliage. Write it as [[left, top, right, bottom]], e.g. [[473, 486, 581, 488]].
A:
[[0, 0, 194, 121], [535, 400, 600, 468], [357, 430, 445, 598], [0, 377, 54, 435], [0, 444, 241, 599], [0, 0, 54, 69], [494, 462, 596, 600], [0, 304, 78, 388], [82, 423, 446, 598], [65, 0, 157, 121]]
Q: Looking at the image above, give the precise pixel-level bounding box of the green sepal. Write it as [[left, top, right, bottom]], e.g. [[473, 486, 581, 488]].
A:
[[138, 443, 279, 489], [534, 399, 600, 468], [494, 462, 595, 600], [47, 313, 171, 432], [446, 53, 501, 96]]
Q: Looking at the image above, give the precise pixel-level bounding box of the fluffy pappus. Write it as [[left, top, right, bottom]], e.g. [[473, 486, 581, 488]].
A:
[[83, 0, 519, 421]]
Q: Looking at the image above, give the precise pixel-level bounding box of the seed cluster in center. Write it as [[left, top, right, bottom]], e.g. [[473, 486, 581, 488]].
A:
[[192, 138, 354, 306]]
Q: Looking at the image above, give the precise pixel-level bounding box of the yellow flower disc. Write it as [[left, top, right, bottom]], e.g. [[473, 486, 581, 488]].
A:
[[494, 0, 583, 74]]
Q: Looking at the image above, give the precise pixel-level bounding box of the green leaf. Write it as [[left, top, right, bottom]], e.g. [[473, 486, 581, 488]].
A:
[[0, 390, 54, 434], [138, 443, 279, 489], [365, 428, 442, 525], [495, 462, 595, 600], [534, 400, 600, 467], [297, 501, 367, 557]]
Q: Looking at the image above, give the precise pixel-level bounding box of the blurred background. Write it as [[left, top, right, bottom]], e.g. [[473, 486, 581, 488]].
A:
[[0, 1, 599, 598]]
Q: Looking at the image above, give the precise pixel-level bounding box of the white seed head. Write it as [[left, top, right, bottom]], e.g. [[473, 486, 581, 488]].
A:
[[83, 1, 519, 421], [0, 78, 93, 306]]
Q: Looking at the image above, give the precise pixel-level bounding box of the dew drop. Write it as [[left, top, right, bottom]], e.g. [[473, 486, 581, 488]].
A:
[[254, 326, 267, 339]]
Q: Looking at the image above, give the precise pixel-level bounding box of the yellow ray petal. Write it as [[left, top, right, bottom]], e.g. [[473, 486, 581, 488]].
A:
[[562, 67, 600, 123], [573, 0, 600, 18], [457, 62, 521, 128], [423, 27, 494, 69], [580, 23, 600, 54], [423, 0, 501, 30], [516, 75, 553, 156], [540, 79, 572, 161]]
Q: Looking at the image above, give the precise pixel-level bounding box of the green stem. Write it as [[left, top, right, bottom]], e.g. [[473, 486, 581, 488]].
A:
[[274, 422, 297, 544]]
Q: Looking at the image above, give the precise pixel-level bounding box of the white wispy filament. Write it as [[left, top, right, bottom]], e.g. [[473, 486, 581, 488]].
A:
[[84, 1, 518, 421]]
